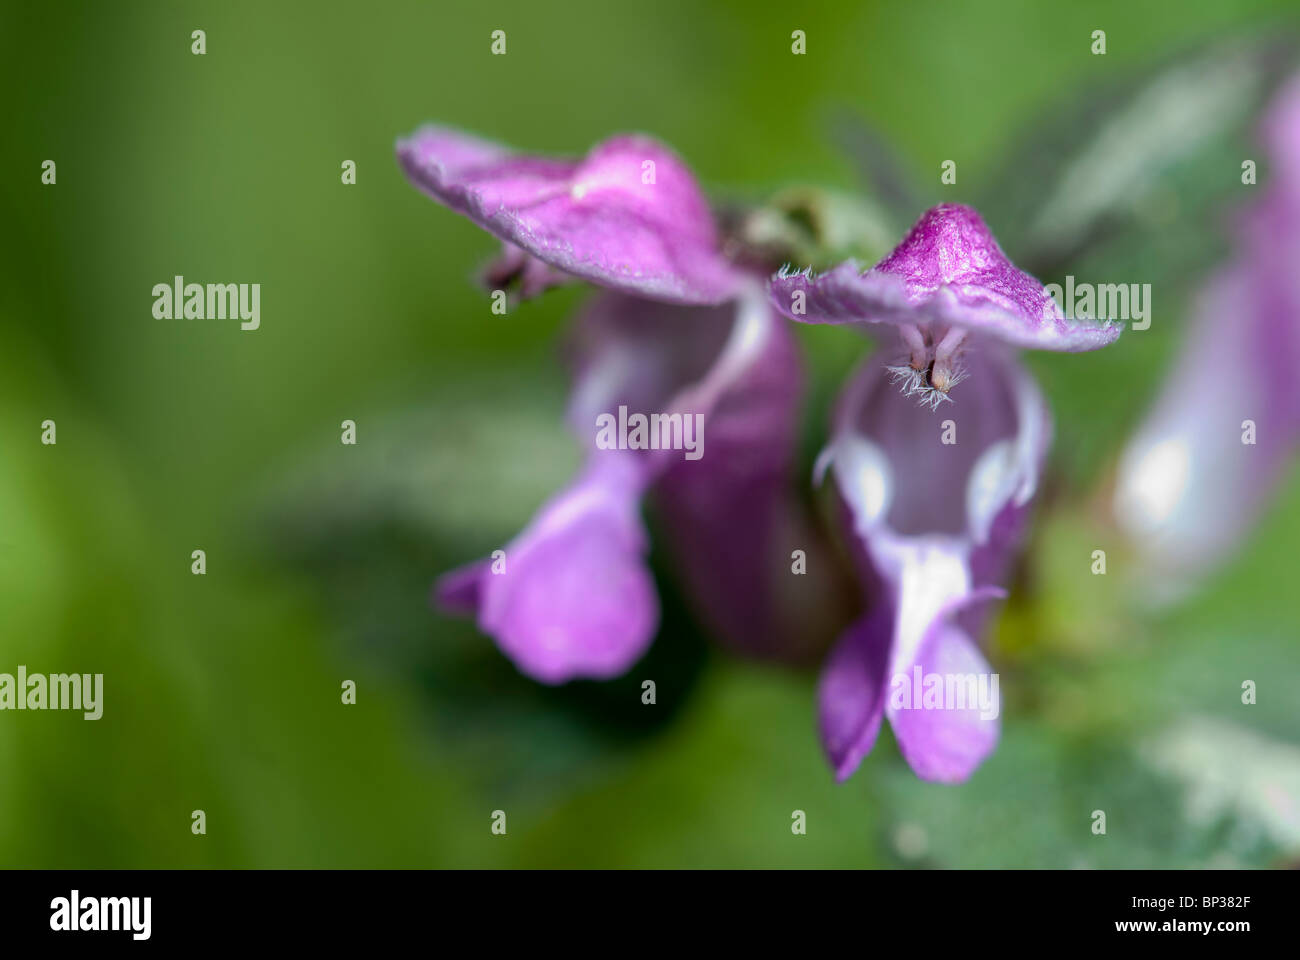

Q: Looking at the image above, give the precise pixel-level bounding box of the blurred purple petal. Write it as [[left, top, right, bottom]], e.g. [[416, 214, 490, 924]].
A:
[[396, 126, 742, 304], [1113, 270, 1280, 592], [1113, 74, 1300, 596], [434, 560, 487, 616], [435, 456, 657, 684], [818, 607, 892, 782], [566, 291, 748, 441], [570, 284, 850, 660], [439, 281, 843, 677]]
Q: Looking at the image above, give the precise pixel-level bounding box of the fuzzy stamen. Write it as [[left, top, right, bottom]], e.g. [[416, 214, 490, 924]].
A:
[[884, 325, 970, 410], [930, 327, 969, 394], [885, 363, 927, 396], [911, 380, 956, 411]]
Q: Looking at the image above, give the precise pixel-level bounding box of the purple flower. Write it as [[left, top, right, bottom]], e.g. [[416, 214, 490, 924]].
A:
[[771, 203, 1121, 408], [1113, 75, 1300, 597], [770, 204, 1113, 782], [814, 348, 1050, 782], [400, 127, 841, 681]]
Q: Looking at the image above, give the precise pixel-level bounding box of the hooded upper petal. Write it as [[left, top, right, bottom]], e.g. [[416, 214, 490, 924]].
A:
[[816, 347, 1050, 781], [770, 203, 1121, 352], [396, 126, 743, 304]]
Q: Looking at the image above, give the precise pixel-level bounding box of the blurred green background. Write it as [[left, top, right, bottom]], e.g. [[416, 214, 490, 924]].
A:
[[2, 0, 1299, 867]]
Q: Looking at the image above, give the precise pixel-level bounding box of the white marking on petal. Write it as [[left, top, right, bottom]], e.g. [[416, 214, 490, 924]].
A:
[[1115, 435, 1192, 535], [671, 280, 771, 416], [889, 540, 971, 675], [966, 439, 1018, 543], [830, 435, 893, 532]]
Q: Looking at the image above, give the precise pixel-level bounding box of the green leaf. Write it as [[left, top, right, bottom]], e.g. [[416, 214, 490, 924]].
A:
[[980, 31, 1298, 278]]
